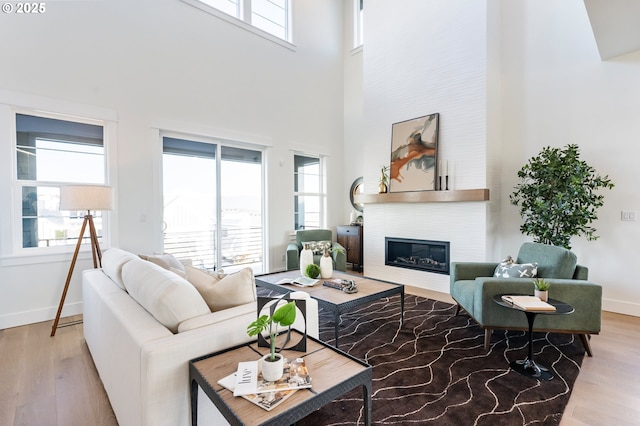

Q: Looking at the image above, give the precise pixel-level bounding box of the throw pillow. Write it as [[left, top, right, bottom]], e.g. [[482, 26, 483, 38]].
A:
[[101, 248, 139, 290], [302, 240, 332, 255], [184, 265, 257, 312], [122, 258, 210, 333], [493, 255, 538, 278], [139, 252, 186, 274]]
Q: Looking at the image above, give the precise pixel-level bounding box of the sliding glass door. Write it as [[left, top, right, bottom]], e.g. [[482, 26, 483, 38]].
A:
[[162, 136, 264, 273]]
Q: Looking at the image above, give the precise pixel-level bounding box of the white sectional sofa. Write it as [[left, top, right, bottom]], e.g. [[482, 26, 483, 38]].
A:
[[82, 248, 318, 426]]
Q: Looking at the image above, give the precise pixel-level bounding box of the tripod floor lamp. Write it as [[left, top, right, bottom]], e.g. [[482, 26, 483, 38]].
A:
[[51, 185, 113, 337]]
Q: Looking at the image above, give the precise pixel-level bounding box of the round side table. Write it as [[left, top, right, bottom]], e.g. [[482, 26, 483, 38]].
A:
[[494, 294, 574, 381]]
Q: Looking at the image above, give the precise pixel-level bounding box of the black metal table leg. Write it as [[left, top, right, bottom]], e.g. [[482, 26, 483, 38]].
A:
[[509, 311, 554, 381]]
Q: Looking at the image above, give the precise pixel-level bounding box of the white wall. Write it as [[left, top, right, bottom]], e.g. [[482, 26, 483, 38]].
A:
[[0, 0, 346, 328], [359, 0, 493, 294], [498, 0, 640, 316], [350, 0, 640, 315]]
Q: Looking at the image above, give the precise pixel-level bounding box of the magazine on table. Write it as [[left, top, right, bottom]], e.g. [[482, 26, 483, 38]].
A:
[[501, 295, 556, 311], [217, 371, 297, 411], [217, 357, 312, 411], [275, 276, 320, 287]]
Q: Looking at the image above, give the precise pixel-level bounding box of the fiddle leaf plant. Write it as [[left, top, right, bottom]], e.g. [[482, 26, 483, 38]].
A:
[[510, 144, 614, 249], [247, 301, 297, 362]]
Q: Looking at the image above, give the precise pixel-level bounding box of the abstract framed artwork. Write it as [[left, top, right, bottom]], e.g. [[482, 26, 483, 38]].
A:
[[389, 113, 439, 192]]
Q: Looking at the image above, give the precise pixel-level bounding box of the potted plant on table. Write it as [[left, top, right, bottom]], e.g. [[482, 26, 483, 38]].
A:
[[533, 278, 550, 302], [247, 300, 297, 381]]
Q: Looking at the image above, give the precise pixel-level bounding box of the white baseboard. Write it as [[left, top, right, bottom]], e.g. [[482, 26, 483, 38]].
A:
[[602, 298, 640, 317], [0, 301, 83, 330]]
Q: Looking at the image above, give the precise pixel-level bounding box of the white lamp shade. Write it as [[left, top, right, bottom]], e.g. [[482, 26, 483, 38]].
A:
[[60, 185, 113, 211]]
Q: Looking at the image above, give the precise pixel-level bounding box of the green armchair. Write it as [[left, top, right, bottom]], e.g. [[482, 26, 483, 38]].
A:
[[286, 229, 346, 272], [450, 242, 602, 356]]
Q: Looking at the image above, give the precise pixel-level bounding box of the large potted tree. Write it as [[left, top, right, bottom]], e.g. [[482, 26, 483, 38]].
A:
[[510, 144, 614, 249]]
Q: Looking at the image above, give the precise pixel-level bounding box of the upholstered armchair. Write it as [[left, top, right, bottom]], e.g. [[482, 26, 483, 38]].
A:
[[286, 229, 346, 272], [450, 242, 602, 356]]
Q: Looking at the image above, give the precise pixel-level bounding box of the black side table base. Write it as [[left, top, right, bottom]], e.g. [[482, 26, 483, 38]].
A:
[[510, 358, 554, 381]]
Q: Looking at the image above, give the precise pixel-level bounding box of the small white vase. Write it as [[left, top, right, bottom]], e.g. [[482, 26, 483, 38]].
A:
[[299, 243, 313, 276], [535, 289, 548, 302], [261, 353, 284, 382], [320, 251, 333, 278]]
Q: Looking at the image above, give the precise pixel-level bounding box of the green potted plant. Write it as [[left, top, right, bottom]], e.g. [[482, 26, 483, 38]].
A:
[[533, 278, 550, 301], [510, 144, 614, 249], [247, 300, 297, 381]]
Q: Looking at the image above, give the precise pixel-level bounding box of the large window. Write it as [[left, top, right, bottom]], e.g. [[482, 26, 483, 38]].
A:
[[162, 136, 264, 273], [15, 113, 106, 250], [185, 0, 291, 43], [294, 154, 323, 230]]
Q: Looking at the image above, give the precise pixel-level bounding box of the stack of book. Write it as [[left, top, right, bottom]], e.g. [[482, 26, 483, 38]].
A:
[[217, 358, 312, 411]]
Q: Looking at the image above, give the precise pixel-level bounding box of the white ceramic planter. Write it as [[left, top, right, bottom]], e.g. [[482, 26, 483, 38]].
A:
[[299, 244, 313, 276], [320, 251, 333, 278], [535, 289, 548, 302], [261, 353, 284, 382]]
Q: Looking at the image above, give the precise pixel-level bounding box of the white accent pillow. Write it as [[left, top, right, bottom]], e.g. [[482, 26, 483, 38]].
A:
[[184, 265, 257, 312], [101, 248, 139, 290], [122, 258, 210, 333]]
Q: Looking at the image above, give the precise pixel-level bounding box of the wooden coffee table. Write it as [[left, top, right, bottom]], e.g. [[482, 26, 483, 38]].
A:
[[189, 332, 372, 426], [255, 270, 404, 349]]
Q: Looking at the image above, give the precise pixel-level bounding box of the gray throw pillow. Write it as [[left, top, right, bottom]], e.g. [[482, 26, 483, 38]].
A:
[[493, 256, 538, 278]]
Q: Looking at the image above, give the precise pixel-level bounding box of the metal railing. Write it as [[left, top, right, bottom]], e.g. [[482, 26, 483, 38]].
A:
[[163, 226, 263, 272]]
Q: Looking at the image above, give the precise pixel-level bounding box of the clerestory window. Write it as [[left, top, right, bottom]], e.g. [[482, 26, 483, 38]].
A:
[[184, 0, 292, 44]]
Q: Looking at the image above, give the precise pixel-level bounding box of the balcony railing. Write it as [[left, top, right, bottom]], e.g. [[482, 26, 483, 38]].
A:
[[163, 226, 263, 272]]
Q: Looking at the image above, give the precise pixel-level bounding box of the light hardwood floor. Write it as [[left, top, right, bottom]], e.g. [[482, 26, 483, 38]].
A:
[[1, 297, 639, 425]]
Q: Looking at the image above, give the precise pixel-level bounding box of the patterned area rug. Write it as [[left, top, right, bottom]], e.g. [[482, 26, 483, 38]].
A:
[[298, 294, 584, 426]]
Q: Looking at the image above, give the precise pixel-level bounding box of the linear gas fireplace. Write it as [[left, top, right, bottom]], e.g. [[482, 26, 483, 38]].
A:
[[385, 237, 450, 275]]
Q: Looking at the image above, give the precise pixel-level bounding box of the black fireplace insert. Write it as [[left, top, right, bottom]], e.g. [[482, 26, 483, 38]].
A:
[[385, 237, 450, 275]]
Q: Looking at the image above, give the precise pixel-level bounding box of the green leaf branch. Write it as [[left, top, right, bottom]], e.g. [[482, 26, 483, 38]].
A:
[[510, 144, 614, 249]]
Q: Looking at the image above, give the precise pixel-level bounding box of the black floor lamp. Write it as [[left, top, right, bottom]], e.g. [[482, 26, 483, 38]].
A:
[[51, 185, 113, 337]]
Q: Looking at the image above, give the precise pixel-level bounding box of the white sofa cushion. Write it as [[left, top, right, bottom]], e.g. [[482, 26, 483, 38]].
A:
[[122, 258, 210, 333], [177, 302, 256, 333], [184, 265, 257, 312], [102, 248, 139, 290]]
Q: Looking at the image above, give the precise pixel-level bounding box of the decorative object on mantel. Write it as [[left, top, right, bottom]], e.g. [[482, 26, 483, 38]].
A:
[[378, 165, 389, 193], [510, 144, 614, 249], [389, 112, 439, 193], [349, 176, 364, 212], [437, 160, 450, 191]]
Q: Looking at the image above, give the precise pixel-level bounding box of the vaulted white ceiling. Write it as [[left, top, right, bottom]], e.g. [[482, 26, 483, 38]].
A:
[[584, 0, 640, 60]]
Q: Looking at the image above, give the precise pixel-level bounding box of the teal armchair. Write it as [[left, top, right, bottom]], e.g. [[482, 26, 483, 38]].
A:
[[450, 242, 602, 356], [286, 229, 346, 272]]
